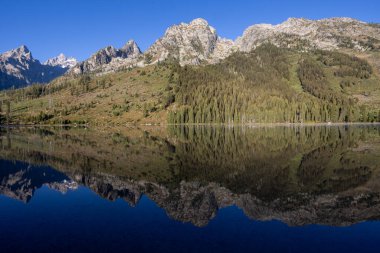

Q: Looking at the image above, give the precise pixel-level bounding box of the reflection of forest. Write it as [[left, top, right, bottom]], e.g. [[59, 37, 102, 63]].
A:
[[0, 125, 380, 226], [169, 125, 380, 198]]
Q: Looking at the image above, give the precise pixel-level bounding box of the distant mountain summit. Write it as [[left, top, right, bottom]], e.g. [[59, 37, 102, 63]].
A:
[[0, 45, 74, 90], [145, 18, 234, 65], [70, 40, 142, 74], [45, 53, 77, 68]]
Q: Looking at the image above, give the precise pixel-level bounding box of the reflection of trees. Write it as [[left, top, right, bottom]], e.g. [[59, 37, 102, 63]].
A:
[[0, 125, 379, 201], [169, 125, 378, 199]]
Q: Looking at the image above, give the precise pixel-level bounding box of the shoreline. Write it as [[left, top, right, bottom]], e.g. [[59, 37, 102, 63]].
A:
[[1, 122, 379, 129]]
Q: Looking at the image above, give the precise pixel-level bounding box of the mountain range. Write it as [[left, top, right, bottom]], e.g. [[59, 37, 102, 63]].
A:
[[0, 17, 379, 125], [1, 17, 379, 90]]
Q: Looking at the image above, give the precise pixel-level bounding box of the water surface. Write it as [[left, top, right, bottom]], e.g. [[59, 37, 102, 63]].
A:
[[0, 125, 380, 252]]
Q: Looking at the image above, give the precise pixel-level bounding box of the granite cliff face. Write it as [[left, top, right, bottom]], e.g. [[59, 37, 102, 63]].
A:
[[0, 46, 71, 89], [70, 40, 142, 75]]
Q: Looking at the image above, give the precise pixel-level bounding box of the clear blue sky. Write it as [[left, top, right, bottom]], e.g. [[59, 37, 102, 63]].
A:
[[1, 0, 379, 62]]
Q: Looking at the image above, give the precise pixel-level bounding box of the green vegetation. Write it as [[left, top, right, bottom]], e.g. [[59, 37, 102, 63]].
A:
[[169, 44, 380, 124], [0, 44, 379, 125], [0, 63, 177, 125]]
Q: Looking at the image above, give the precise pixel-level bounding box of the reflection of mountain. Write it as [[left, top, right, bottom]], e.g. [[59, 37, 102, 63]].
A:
[[0, 126, 379, 226], [0, 160, 77, 202]]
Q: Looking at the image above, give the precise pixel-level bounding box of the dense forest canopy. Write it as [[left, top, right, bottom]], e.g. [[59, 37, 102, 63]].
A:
[[169, 44, 379, 124]]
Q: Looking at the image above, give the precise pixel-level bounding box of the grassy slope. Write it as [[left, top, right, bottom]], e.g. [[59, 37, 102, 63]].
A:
[[1, 64, 176, 125], [352, 51, 380, 110]]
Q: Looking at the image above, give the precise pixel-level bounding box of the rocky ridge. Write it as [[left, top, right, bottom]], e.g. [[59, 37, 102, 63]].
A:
[[70, 40, 142, 75], [236, 17, 380, 52], [71, 17, 380, 75]]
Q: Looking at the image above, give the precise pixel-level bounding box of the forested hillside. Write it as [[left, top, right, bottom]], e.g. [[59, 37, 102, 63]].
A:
[[0, 44, 379, 125], [169, 44, 380, 124]]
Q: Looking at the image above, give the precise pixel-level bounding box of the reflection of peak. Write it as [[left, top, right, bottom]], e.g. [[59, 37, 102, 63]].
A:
[[74, 173, 380, 227], [47, 180, 78, 193], [77, 174, 142, 206], [0, 160, 74, 203]]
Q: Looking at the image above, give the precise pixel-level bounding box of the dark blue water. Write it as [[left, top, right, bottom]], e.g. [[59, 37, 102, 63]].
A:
[[0, 163, 379, 253]]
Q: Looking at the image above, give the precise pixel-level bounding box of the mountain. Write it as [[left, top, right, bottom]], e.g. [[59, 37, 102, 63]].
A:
[[45, 53, 78, 68], [0, 45, 71, 90], [236, 17, 380, 52], [1, 17, 379, 125], [2, 17, 380, 87], [70, 40, 142, 75], [144, 18, 234, 65], [70, 17, 380, 73]]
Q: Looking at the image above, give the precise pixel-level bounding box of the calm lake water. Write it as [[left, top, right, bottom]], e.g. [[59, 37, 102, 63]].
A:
[[0, 125, 380, 253]]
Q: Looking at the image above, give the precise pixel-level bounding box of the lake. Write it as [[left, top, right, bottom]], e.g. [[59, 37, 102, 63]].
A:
[[0, 125, 380, 253]]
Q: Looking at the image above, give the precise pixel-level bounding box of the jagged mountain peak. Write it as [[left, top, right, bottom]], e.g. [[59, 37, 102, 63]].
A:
[[167, 18, 215, 34], [44, 53, 78, 69], [122, 39, 139, 48], [16, 45, 31, 54], [2, 45, 33, 61], [189, 18, 210, 26], [121, 39, 142, 57]]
